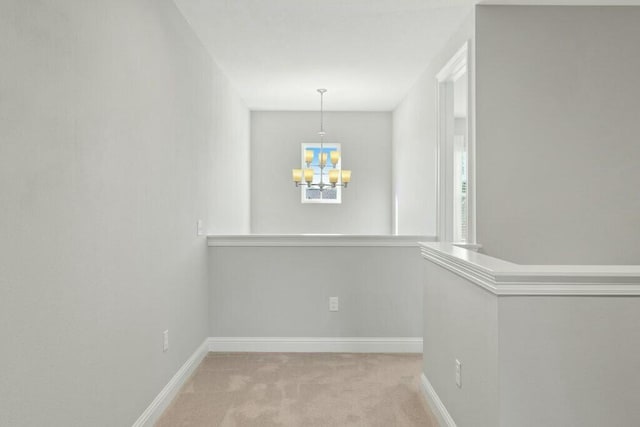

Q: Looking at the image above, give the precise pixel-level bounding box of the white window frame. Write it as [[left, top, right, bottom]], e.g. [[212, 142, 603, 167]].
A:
[[300, 142, 342, 204]]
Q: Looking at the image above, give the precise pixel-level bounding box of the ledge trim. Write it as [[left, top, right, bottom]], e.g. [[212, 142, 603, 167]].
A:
[[420, 243, 640, 296], [208, 235, 435, 247]]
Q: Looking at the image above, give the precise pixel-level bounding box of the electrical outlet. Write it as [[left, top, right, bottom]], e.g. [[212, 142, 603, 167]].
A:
[[455, 359, 462, 388], [329, 297, 339, 312], [196, 220, 204, 236], [163, 330, 169, 352]]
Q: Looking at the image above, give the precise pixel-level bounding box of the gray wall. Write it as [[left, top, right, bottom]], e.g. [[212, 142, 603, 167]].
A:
[[476, 5, 640, 264], [251, 111, 392, 234], [423, 259, 640, 427], [392, 10, 475, 236], [0, 1, 246, 425], [499, 296, 640, 427], [209, 246, 422, 337], [208, 65, 251, 234], [423, 262, 499, 427]]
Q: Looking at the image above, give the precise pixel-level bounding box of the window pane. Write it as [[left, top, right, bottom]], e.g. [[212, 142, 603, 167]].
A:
[[453, 134, 468, 242]]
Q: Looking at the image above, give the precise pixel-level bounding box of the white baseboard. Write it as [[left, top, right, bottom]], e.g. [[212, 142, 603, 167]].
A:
[[132, 338, 208, 427], [208, 337, 423, 353], [420, 373, 456, 427]]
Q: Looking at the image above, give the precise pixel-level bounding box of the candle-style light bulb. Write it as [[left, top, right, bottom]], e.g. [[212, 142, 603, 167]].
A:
[[292, 169, 302, 184], [329, 169, 339, 186], [320, 152, 328, 167], [330, 151, 340, 167], [304, 168, 314, 184], [304, 150, 313, 165], [341, 170, 351, 186]]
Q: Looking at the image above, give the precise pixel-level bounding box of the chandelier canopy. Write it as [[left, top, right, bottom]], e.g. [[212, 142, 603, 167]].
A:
[[292, 89, 351, 192]]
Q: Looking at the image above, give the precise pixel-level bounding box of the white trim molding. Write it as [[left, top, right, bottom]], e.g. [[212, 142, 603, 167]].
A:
[[436, 39, 476, 247], [208, 235, 435, 247], [436, 41, 468, 82], [207, 337, 423, 353], [132, 339, 208, 427], [420, 242, 640, 296], [453, 242, 482, 252], [420, 374, 457, 427]]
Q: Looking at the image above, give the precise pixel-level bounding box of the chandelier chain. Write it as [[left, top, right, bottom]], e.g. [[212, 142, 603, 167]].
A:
[[319, 89, 324, 134]]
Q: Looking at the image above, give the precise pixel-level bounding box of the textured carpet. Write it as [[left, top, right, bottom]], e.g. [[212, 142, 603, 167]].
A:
[[155, 352, 437, 427]]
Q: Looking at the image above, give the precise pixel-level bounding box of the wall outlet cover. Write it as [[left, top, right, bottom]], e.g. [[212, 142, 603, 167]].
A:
[[329, 297, 339, 312]]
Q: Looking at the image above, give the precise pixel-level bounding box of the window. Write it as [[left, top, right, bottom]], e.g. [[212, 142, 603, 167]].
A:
[[453, 133, 468, 242], [301, 142, 342, 204]]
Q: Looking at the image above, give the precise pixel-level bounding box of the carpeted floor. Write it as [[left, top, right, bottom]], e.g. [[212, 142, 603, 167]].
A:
[[155, 352, 437, 427]]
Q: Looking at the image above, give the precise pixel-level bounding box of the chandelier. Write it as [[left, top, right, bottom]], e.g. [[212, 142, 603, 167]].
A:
[[292, 89, 351, 192]]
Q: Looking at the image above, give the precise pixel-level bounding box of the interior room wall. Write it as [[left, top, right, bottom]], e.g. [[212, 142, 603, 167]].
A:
[[392, 10, 475, 237], [498, 296, 640, 426], [208, 63, 251, 234], [0, 1, 245, 425], [423, 261, 499, 427], [250, 111, 392, 235], [422, 249, 640, 427], [475, 5, 640, 264], [209, 246, 423, 338]]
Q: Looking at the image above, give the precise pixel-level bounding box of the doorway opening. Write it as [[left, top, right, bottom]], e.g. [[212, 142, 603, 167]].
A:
[[436, 41, 475, 244]]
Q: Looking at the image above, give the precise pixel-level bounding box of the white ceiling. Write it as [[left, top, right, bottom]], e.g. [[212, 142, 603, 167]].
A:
[[173, 0, 476, 111], [173, 0, 640, 111]]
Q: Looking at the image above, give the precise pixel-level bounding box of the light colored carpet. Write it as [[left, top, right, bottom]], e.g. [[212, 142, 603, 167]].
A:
[[155, 352, 437, 427]]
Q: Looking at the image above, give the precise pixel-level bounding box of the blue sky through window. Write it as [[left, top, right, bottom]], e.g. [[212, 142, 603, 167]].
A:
[[307, 146, 337, 178]]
